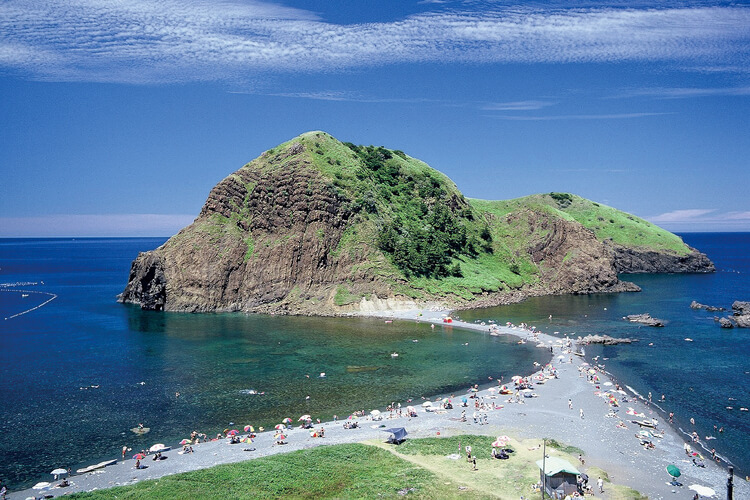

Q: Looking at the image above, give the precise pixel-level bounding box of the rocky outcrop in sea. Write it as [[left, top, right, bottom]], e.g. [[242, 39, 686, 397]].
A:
[[624, 313, 665, 327]]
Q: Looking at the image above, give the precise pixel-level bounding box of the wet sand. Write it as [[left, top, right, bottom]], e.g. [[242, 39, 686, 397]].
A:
[[10, 309, 749, 499]]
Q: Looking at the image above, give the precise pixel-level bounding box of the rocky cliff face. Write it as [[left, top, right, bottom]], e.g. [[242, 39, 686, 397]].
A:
[[605, 242, 715, 274], [508, 210, 639, 295], [120, 131, 713, 316], [121, 136, 394, 315]]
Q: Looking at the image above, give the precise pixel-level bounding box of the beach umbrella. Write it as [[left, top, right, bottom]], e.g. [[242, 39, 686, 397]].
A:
[[149, 443, 167, 452], [688, 484, 716, 497], [275, 433, 286, 440], [244, 425, 254, 432], [32, 482, 51, 490], [50, 468, 67, 477], [370, 409, 381, 416], [667, 464, 681, 482], [180, 439, 190, 445], [421, 401, 433, 407], [282, 417, 292, 424], [348, 414, 358, 419], [298, 414, 311, 421], [228, 429, 239, 436], [241, 437, 253, 443], [406, 406, 416, 413], [491, 439, 506, 448], [274, 424, 285, 430], [133, 453, 146, 460]]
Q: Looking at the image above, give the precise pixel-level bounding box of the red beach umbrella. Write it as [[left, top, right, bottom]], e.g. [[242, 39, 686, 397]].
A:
[[133, 453, 146, 460]]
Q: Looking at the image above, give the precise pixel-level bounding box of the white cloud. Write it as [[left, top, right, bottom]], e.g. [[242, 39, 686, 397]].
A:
[[482, 100, 555, 111], [0, 214, 195, 237], [490, 112, 670, 120], [648, 209, 716, 222], [0, 2, 748, 83], [613, 86, 750, 99], [645, 209, 750, 231]]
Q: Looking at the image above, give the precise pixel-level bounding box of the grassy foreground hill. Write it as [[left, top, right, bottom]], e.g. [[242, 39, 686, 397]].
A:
[[120, 131, 713, 315]]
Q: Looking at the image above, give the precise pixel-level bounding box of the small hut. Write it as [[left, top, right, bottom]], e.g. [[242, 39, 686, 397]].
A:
[[535, 457, 581, 497]]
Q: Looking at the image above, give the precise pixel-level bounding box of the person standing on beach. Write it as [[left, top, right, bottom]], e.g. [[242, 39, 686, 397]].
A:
[[597, 476, 603, 493], [580, 408, 584, 419], [568, 399, 573, 410], [122, 446, 127, 460]]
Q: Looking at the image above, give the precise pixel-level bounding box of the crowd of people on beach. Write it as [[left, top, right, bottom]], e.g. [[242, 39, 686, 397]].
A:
[[8, 317, 743, 500]]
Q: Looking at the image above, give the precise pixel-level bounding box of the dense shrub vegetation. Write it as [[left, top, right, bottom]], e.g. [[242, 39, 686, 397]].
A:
[[344, 143, 491, 278]]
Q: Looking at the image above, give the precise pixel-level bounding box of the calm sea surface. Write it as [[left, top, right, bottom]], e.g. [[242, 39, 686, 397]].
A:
[[459, 232, 750, 478], [0, 238, 548, 490]]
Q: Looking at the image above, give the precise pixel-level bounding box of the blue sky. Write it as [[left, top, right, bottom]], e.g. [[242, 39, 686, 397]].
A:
[[1, 0, 748, 236]]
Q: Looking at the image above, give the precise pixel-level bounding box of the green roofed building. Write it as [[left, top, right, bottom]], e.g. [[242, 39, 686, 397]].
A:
[[536, 457, 581, 496]]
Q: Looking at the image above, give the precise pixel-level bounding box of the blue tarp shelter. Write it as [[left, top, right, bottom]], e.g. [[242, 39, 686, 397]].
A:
[[382, 427, 407, 444]]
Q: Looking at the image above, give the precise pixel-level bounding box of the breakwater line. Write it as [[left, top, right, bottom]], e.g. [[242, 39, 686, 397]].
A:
[[2, 289, 57, 320]]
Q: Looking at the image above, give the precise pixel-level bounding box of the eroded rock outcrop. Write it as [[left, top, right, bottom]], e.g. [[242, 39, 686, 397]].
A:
[[690, 301, 725, 312], [578, 334, 635, 345], [605, 242, 714, 274], [624, 313, 665, 327], [507, 210, 639, 295]]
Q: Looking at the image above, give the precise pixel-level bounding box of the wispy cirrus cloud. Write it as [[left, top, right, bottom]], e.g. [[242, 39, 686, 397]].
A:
[[612, 86, 750, 99], [646, 209, 750, 231], [482, 100, 555, 111], [1, 1, 748, 83], [489, 112, 671, 120], [256, 91, 440, 104], [648, 209, 717, 223]]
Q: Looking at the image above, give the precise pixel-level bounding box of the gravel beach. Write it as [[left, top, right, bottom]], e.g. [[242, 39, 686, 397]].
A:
[[11, 308, 749, 499]]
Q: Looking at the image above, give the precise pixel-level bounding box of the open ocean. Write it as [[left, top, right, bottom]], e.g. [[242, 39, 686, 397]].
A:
[[1, 233, 748, 490]]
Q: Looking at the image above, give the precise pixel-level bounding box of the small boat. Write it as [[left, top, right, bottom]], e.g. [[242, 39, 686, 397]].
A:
[[390, 353, 399, 358], [21, 294, 29, 298], [684, 338, 693, 342], [130, 426, 151, 435]]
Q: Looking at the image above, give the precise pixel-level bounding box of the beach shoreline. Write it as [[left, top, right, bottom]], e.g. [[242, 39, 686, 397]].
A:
[[10, 308, 749, 499]]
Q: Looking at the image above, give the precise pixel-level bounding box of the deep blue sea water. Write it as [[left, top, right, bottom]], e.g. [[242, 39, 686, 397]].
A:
[[0, 238, 549, 490], [1, 235, 748, 490]]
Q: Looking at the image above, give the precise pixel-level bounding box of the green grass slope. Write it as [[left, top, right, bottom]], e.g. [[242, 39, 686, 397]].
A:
[[471, 193, 691, 256]]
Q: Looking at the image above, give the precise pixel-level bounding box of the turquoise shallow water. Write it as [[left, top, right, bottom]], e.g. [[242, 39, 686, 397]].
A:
[[0, 238, 548, 490], [458, 232, 750, 478]]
